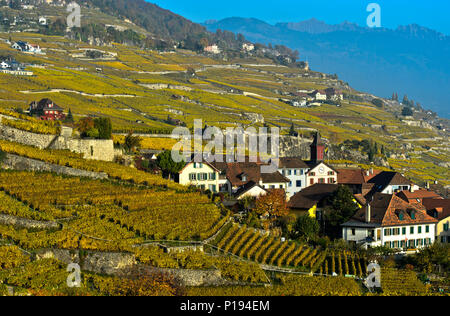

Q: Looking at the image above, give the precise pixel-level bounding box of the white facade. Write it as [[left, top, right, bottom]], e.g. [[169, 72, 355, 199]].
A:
[[343, 223, 436, 250], [307, 163, 337, 186], [242, 43, 255, 51], [382, 184, 411, 194], [204, 45, 221, 54], [179, 162, 229, 193], [279, 167, 308, 198]]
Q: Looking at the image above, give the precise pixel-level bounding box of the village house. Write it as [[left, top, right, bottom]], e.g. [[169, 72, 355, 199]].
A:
[[396, 188, 442, 205], [11, 41, 41, 54], [242, 43, 255, 52], [178, 161, 229, 194], [234, 181, 267, 200], [215, 161, 289, 195], [28, 98, 65, 121], [366, 171, 413, 195], [306, 133, 338, 186], [342, 193, 437, 250], [38, 17, 48, 26], [204, 45, 221, 54], [278, 157, 310, 198], [309, 90, 327, 101], [288, 183, 341, 218], [324, 87, 344, 101], [422, 198, 450, 244]]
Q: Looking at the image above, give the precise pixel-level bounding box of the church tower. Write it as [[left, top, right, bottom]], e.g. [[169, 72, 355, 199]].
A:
[[310, 132, 325, 163]]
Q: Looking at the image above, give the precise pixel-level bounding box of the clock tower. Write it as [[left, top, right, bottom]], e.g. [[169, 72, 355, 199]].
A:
[[310, 132, 325, 163]]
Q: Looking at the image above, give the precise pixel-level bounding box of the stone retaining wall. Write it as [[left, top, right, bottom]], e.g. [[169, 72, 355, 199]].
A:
[[0, 214, 59, 230], [2, 153, 108, 179], [0, 121, 115, 161]]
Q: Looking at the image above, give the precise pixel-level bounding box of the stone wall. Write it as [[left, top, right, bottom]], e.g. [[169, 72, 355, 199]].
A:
[[2, 153, 108, 179], [0, 124, 58, 149], [160, 268, 224, 287], [0, 214, 59, 230], [34, 249, 226, 286], [0, 120, 116, 161], [35, 249, 136, 275], [50, 138, 115, 162]]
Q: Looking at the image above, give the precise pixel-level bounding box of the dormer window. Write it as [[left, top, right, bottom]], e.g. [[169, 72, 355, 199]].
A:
[[399, 212, 404, 221]]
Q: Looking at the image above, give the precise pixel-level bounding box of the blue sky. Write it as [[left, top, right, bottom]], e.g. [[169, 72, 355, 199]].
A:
[[153, 0, 450, 34]]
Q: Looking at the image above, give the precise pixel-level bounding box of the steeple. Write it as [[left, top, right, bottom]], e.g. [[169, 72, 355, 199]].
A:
[[310, 132, 325, 163]]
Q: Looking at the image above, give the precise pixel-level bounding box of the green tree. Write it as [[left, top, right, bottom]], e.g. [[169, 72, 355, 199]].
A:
[[124, 131, 141, 153], [156, 150, 185, 180], [402, 106, 413, 116], [65, 109, 74, 123], [288, 123, 297, 136], [293, 215, 319, 242], [94, 117, 112, 139], [323, 185, 359, 238]]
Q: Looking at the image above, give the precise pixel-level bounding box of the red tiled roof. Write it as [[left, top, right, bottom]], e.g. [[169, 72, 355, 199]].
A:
[[422, 198, 450, 221], [279, 157, 309, 169], [337, 169, 366, 184], [352, 193, 438, 227], [396, 189, 442, 203]]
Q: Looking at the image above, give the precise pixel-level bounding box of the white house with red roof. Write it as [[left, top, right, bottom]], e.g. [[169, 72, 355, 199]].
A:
[[342, 193, 437, 250]]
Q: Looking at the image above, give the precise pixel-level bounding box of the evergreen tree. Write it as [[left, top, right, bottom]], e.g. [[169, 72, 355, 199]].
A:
[[65, 109, 74, 123]]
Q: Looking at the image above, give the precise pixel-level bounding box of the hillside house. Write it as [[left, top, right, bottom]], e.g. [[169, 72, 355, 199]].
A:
[[342, 193, 437, 250], [367, 171, 412, 195], [422, 198, 450, 244], [28, 98, 65, 121], [396, 189, 442, 205], [325, 87, 344, 101], [39, 17, 48, 26], [306, 133, 338, 186], [242, 43, 255, 52], [309, 90, 327, 101], [178, 161, 229, 194], [234, 181, 267, 200], [278, 157, 310, 198], [288, 183, 341, 218], [11, 41, 41, 54], [204, 45, 221, 54]]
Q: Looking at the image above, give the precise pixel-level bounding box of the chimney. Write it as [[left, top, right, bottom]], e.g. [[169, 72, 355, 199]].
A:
[[426, 182, 430, 189], [370, 168, 374, 175], [410, 186, 415, 193], [366, 170, 370, 177], [365, 204, 371, 223]]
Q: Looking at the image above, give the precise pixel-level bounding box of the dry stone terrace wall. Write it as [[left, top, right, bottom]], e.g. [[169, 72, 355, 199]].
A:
[[2, 153, 108, 179], [33, 249, 226, 286], [0, 120, 115, 161], [0, 214, 59, 230]]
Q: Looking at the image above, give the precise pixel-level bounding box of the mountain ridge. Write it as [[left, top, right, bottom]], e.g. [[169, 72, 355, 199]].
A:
[[203, 17, 450, 118]]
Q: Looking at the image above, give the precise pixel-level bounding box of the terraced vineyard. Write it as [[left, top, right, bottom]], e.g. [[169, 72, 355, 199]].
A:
[[211, 222, 327, 271], [0, 171, 227, 243]]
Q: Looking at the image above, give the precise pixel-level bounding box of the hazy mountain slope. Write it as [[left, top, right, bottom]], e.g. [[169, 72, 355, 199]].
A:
[[203, 18, 450, 118], [85, 0, 208, 40]]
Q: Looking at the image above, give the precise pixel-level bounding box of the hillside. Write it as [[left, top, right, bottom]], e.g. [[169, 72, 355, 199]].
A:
[[0, 27, 448, 188], [0, 1, 447, 297]]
